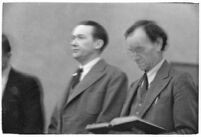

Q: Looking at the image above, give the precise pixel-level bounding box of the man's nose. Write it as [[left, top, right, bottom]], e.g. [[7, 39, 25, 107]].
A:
[[70, 39, 77, 46], [128, 49, 137, 57], [134, 54, 142, 61]]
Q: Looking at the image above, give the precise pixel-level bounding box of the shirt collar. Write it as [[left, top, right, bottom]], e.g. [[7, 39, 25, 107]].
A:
[[2, 65, 11, 80], [78, 57, 101, 80], [79, 57, 101, 70], [146, 59, 165, 85], [2, 65, 11, 91]]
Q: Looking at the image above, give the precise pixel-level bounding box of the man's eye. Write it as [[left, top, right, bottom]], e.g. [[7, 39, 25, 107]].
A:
[[77, 35, 85, 39], [72, 35, 86, 40], [128, 48, 136, 53], [129, 46, 144, 53], [135, 47, 144, 53], [130, 47, 144, 53]]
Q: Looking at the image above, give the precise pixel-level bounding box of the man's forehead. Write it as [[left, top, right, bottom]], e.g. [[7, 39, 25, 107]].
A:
[[127, 27, 149, 43], [72, 25, 94, 35]]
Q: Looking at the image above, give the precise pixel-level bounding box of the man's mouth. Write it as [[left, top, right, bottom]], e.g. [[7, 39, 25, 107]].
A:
[[72, 49, 79, 53]]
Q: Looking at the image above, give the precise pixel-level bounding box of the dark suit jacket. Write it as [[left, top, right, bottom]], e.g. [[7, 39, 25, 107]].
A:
[[2, 68, 44, 134], [48, 59, 128, 134], [121, 61, 198, 134]]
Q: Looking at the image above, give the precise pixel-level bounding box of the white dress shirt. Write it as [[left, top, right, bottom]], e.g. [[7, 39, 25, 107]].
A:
[[78, 57, 101, 81], [147, 59, 165, 87], [2, 65, 11, 92]]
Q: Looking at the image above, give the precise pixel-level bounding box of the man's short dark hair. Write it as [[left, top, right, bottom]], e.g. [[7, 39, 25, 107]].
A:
[[79, 20, 109, 52], [2, 34, 11, 54], [124, 20, 168, 51]]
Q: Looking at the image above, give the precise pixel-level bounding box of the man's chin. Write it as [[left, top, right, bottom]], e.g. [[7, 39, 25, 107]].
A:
[[72, 55, 82, 62], [137, 64, 146, 71], [72, 54, 80, 59], [139, 68, 146, 72]]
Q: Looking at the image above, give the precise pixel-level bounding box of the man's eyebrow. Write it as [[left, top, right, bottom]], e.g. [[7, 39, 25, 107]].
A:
[[73, 34, 85, 36], [71, 34, 85, 39]]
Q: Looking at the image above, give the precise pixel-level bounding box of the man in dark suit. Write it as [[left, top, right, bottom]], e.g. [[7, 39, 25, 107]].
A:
[[48, 20, 128, 134], [120, 20, 198, 134], [2, 34, 44, 133]]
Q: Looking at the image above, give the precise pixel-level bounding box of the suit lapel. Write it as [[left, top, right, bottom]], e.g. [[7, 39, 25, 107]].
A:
[[139, 61, 172, 117], [65, 59, 107, 105], [60, 78, 74, 109], [121, 79, 141, 116]]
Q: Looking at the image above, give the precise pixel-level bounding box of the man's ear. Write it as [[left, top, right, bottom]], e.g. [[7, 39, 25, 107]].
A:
[[95, 39, 104, 50], [155, 38, 163, 51]]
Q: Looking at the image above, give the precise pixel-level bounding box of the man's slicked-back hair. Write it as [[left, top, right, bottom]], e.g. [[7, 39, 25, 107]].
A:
[[2, 34, 11, 54], [78, 20, 109, 52], [124, 20, 168, 51]]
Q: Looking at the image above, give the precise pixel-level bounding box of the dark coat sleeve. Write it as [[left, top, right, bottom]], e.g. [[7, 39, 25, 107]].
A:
[[21, 78, 44, 133], [170, 73, 198, 134], [96, 72, 128, 123], [48, 105, 60, 134]]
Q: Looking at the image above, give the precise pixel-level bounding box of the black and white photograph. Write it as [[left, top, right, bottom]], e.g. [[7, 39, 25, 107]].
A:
[[1, 0, 199, 134]]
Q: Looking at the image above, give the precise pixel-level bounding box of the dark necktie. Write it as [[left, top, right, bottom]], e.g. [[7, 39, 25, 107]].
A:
[[140, 72, 148, 98], [71, 68, 83, 89]]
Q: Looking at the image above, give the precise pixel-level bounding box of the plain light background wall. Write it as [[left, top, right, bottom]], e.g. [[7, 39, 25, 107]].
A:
[[2, 3, 198, 132]]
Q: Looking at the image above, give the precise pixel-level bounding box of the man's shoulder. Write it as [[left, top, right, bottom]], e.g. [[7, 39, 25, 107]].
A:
[[6, 68, 42, 98], [168, 65, 193, 81], [104, 61, 127, 77], [130, 79, 141, 88], [10, 68, 40, 85], [169, 67, 196, 87]]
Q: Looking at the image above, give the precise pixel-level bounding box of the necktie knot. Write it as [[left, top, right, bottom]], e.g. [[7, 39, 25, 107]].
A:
[[76, 68, 83, 75], [142, 72, 148, 90], [71, 68, 83, 89], [138, 72, 149, 99]]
